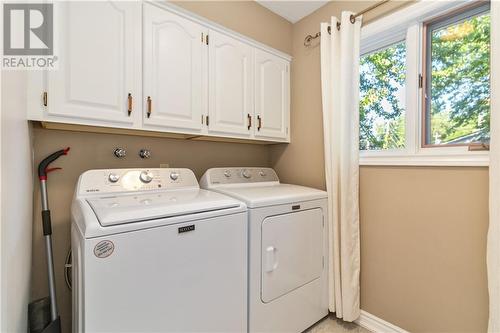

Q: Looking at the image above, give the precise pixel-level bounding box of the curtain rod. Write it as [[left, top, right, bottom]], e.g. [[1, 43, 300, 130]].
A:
[[303, 0, 390, 47]]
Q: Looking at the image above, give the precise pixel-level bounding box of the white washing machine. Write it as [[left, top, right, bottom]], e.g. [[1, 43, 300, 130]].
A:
[[71, 168, 248, 333], [200, 167, 329, 333]]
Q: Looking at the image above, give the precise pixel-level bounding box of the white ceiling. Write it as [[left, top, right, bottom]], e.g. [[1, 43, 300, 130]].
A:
[[256, 1, 330, 24]]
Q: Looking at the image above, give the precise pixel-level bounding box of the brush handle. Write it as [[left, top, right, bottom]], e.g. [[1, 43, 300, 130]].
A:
[[38, 147, 70, 180]]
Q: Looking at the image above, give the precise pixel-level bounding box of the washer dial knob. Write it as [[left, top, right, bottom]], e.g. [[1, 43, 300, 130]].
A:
[[259, 170, 266, 177], [242, 169, 251, 179], [139, 171, 154, 183], [170, 172, 179, 181], [108, 173, 120, 183], [223, 170, 231, 178]]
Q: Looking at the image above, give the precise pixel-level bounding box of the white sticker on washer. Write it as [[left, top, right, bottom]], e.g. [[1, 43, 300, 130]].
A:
[[94, 240, 114, 258]]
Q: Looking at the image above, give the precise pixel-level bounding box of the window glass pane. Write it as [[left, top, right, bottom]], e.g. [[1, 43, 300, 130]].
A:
[[360, 41, 406, 150], [426, 7, 490, 145]]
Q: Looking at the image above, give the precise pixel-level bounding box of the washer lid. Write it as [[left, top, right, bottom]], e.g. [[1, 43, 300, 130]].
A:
[[214, 184, 327, 208], [86, 189, 241, 226]]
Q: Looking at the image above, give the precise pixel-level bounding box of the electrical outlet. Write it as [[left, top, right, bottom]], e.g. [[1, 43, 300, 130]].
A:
[[160, 163, 169, 168]]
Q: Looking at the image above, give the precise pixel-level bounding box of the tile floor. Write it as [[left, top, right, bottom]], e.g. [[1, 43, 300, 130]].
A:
[[305, 314, 371, 333]]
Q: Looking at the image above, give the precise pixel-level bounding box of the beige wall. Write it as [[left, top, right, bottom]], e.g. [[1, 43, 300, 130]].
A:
[[30, 3, 291, 332], [360, 167, 488, 332], [270, 1, 489, 332], [173, 0, 292, 54]]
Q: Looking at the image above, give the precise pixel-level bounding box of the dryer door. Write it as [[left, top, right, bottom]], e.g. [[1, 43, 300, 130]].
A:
[[261, 208, 323, 303]]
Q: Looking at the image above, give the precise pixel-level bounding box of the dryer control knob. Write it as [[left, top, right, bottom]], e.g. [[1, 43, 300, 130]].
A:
[[139, 171, 153, 183], [170, 172, 179, 181], [108, 173, 120, 183], [242, 169, 251, 179], [224, 170, 231, 178]]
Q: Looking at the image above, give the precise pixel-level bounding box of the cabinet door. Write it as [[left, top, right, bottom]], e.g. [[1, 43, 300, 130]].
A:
[[208, 30, 254, 137], [47, 1, 141, 126], [143, 4, 207, 132], [254, 50, 289, 140]]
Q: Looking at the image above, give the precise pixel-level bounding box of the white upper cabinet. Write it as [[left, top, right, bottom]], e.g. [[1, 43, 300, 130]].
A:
[[27, 2, 291, 143], [45, 1, 141, 126], [208, 30, 254, 137], [254, 49, 290, 140], [143, 3, 207, 133]]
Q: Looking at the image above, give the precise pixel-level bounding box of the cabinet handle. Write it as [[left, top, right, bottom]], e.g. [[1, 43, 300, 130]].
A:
[[206, 115, 209, 126], [247, 114, 252, 130], [147, 96, 152, 118], [127, 93, 132, 116], [43, 91, 48, 106], [257, 115, 262, 131]]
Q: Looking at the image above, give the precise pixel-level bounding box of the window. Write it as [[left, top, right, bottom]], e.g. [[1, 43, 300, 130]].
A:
[[359, 1, 492, 166], [360, 41, 406, 150], [423, 4, 490, 147]]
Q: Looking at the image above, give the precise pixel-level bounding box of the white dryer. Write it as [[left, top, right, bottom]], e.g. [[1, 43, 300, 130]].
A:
[[200, 167, 329, 333], [71, 168, 248, 333]]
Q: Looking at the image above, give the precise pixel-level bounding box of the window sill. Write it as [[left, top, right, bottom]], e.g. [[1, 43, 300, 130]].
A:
[[359, 153, 489, 167]]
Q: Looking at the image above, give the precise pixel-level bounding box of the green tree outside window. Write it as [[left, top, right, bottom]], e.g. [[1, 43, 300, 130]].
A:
[[359, 9, 490, 150]]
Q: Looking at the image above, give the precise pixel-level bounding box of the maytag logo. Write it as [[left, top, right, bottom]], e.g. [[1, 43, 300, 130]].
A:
[[178, 225, 195, 234], [2, 3, 58, 70]]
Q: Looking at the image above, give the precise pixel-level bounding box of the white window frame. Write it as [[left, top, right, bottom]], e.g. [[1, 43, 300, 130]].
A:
[[359, 0, 490, 166]]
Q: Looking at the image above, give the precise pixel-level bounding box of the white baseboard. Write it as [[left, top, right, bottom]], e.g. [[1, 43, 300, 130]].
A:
[[355, 310, 410, 333]]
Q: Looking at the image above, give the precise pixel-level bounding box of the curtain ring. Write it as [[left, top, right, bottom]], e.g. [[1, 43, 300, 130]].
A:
[[350, 14, 356, 24], [336, 21, 341, 30]]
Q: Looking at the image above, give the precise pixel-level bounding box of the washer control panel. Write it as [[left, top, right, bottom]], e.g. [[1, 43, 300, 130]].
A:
[[77, 168, 198, 195], [201, 167, 279, 186]]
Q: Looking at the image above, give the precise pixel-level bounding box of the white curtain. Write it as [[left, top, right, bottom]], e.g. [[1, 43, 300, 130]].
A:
[[488, 1, 500, 332], [320, 12, 362, 322]]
